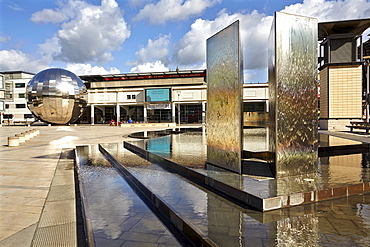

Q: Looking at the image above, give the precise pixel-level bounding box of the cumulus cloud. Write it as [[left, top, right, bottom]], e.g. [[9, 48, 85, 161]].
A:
[[173, 0, 370, 82], [35, 0, 130, 64], [178, 62, 206, 71], [282, 0, 370, 21], [0, 50, 49, 72], [130, 61, 169, 72], [66, 63, 121, 75], [128, 34, 172, 67], [134, 0, 221, 25], [173, 10, 272, 71]]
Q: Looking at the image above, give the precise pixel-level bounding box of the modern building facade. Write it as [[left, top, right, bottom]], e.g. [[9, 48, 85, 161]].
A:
[[1, 71, 35, 124], [1, 70, 268, 125], [79, 70, 269, 125], [0, 73, 5, 125], [318, 18, 370, 130]]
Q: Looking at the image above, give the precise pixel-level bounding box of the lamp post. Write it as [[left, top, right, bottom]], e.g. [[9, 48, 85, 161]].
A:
[[366, 59, 370, 123], [177, 91, 181, 128]]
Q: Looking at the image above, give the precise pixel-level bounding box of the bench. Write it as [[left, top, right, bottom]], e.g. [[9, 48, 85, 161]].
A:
[[346, 121, 370, 133]]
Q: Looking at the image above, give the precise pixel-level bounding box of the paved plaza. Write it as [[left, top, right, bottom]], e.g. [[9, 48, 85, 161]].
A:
[[0, 124, 170, 246], [0, 124, 370, 246]]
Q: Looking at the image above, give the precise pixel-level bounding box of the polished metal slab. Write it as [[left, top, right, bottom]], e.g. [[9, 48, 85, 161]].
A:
[[206, 21, 244, 173], [268, 12, 318, 178]]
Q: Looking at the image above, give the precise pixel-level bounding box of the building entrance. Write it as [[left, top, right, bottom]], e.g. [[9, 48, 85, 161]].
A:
[[147, 109, 172, 123]]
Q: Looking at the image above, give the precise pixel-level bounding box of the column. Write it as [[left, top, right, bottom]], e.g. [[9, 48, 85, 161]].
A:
[[143, 104, 147, 123], [202, 101, 206, 125], [90, 104, 94, 125], [116, 104, 120, 124], [172, 102, 176, 123]]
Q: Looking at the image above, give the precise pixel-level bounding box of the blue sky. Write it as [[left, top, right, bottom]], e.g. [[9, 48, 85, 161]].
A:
[[1, 0, 370, 82]]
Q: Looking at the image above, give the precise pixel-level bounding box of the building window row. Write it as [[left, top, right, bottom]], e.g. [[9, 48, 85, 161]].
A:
[[127, 94, 136, 100], [15, 83, 26, 88], [16, 104, 26, 108]]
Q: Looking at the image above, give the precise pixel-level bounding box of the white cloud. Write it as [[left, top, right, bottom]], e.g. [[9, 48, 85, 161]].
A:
[[7, 2, 24, 11], [178, 62, 206, 71], [31, 8, 70, 24], [128, 34, 172, 67], [134, 0, 221, 25], [0, 35, 10, 43], [173, 0, 370, 82], [31, 0, 86, 24], [128, 0, 153, 8], [36, 0, 130, 64], [66, 63, 121, 75], [173, 9, 272, 71], [0, 50, 49, 72], [38, 36, 61, 62], [282, 0, 370, 21], [130, 61, 169, 72]]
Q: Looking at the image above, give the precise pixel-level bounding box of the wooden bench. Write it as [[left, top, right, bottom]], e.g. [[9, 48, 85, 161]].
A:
[[346, 121, 370, 133]]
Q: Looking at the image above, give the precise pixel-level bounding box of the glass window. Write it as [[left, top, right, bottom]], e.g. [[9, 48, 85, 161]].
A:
[[16, 104, 26, 108], [18, 93, 25, 98], [132, 95, 136, 99], [0, 75, 3, 89], [244, 102, 266, 112], [5, 104, 9, 109], [15, 83, 26, 88], [127, 95, 131, 99]]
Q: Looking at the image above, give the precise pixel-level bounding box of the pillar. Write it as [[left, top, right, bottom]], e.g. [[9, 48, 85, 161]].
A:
[[172, 102, 176, 123], [202, 101, 206, 125], [143, 104, 147, 123], [90, 104, 94, 125], [116, 104, 120, 124]]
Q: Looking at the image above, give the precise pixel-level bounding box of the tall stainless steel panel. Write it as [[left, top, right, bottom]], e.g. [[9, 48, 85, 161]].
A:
[[206, 21, 243, 174], [26, 68, 87, 125], [268, 12, 318, 178]]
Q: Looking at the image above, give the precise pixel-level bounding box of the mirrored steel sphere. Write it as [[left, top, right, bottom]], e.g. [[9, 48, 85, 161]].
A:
[[26, 68, 87, 124]]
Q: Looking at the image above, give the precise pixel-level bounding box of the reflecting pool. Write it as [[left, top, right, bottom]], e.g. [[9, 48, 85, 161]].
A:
[[78, 142, 370, 246], [127, 128, 370, 199]]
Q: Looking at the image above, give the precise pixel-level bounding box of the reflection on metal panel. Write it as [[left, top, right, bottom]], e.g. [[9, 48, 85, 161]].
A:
[[268, 12, 318, 178], [206, 21, 243, 173], [26, 68, 87, 124]]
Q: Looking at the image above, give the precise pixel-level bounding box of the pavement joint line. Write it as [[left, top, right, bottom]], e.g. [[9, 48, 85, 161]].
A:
[[0, 185, 49, 190]]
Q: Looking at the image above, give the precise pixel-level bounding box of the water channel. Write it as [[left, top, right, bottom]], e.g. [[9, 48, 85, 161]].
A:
[[76, 128, 370, 246]]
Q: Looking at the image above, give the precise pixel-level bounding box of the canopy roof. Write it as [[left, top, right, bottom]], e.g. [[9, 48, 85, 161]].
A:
[[318, 18, 370, 40]]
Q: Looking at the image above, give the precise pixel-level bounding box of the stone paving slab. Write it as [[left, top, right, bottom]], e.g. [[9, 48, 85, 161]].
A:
[[31, 149, 77, 246], [0, 124, 173, 246]]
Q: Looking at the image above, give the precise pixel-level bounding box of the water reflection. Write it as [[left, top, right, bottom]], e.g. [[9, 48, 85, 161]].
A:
[[131, 128, 370, 199], [77, 145, 133, 241], [82, 143, 370, 246]]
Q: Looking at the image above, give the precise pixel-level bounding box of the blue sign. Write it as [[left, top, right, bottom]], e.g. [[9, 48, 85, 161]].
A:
[[145, 88, 171, 102]]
